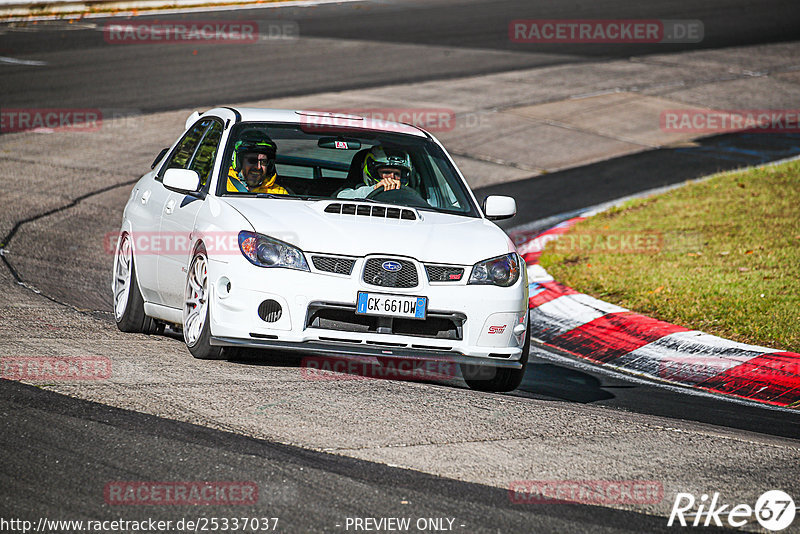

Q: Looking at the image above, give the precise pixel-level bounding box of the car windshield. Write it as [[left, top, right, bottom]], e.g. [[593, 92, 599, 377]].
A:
[[217, 122, 479, 217]]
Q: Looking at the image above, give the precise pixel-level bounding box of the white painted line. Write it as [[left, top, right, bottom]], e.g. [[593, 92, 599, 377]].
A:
[[0, 0, 362, 22], [0, 55, 47, 65], [569, 88, 623, 100]]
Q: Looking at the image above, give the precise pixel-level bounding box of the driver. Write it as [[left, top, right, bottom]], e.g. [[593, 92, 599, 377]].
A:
[[337, 146, 413, 199], [227, 131, 289, 194]]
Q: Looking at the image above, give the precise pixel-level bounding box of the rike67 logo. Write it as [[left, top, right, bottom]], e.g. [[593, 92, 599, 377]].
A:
[[668, 490, 795, 531]]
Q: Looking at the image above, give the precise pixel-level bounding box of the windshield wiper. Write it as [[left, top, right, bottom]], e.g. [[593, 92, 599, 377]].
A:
[[222, 192, 282, 199], [232, 193, 396, 203], [260, 194, 331, 201], [345, 197, 384, 204]]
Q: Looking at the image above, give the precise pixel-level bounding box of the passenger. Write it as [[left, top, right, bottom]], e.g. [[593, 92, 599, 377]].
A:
[[337, 146, 413, 199], [227, 132, 289, 194]]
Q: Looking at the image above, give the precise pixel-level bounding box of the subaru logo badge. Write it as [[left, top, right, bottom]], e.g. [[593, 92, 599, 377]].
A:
[[382, 261, 402, 272]]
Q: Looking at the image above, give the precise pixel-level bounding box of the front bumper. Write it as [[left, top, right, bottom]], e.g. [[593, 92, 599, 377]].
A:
[[207, 252, 528, 363], [210, 337, 524, 369]]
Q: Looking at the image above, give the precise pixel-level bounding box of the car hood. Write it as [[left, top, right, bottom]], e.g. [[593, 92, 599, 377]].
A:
[[220, 197, 514, 265]]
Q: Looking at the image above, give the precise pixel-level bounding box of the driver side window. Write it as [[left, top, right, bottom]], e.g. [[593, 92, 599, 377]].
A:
[[189, 121, 223, 187], [158, 119, 212, 180]]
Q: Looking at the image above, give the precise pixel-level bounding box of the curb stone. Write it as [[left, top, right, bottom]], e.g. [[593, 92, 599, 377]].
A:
[[512, 194, 800, 409]]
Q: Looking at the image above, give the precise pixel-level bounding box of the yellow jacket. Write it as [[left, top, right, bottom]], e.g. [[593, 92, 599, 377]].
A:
[[226, 167, 289, 195]]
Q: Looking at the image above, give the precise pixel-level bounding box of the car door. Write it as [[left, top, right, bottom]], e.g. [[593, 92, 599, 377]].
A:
[[121, 163, 162, 304], [137, 118, 212, 305], [126, 167, 184, 305], [158, 118, 224, 309]]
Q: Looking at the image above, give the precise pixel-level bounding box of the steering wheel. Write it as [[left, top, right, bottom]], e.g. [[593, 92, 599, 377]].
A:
[[366, 186, 431, 208]]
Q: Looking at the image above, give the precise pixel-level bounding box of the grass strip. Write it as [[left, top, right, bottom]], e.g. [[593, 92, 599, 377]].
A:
[[539, 159, 800, 351]]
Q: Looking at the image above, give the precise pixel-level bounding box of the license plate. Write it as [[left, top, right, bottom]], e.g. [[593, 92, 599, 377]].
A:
[[356, 292, 427, 320]]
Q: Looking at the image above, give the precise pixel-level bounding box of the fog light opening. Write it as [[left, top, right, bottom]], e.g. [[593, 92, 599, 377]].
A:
[[258, 299, 283, 322], [217, 277, 232, 299]]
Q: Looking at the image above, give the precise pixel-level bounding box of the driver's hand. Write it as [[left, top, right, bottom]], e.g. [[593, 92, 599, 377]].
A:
[[375, 177, 401, 191]]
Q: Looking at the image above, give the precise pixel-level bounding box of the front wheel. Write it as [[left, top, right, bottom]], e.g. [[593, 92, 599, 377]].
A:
[[182, 248, 241, 360], [461, 318, 530, 392], [113, 232, 162, 334], [183, 249, 226, 359]]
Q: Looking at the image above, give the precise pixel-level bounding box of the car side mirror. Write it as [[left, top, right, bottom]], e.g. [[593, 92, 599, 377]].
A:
[[163, 168, 201, 194], [483, 195, 516, 220]]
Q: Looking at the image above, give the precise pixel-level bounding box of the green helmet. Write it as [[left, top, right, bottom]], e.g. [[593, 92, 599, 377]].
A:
[[362, 146, 413, 186], [232, 130, 277, 175]]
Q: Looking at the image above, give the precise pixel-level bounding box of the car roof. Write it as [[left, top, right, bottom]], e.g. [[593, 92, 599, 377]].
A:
[[204, 107, 429, 138]]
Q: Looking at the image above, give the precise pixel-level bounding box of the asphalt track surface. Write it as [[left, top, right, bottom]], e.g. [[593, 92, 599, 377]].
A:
[[0, 0, 798, 111], [2, 0, 800, 531], [0, 378, 682, 533], [480, 132, 800, 231]]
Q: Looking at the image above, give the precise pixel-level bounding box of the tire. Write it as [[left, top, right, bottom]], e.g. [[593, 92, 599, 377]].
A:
[[113, 232, 162, 334], [183, 247, 238, 360], [461, 317, 530, 393]]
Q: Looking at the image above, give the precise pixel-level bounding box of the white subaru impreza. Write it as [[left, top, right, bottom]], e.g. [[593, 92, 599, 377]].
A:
[[112, 107, 529, 391]]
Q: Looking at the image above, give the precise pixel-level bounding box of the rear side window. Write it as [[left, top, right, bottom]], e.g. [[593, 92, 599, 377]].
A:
[[189, 121, 223, 187], [160, 119, 212, 178]]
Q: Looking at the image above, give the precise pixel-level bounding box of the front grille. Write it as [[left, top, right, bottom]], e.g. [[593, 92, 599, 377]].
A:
[[305, 303, 463, 340], [324, 202, 417, 221], [363, 258, 418, 288], [425, 264, 465, 282], [312, 255, 356, 275]]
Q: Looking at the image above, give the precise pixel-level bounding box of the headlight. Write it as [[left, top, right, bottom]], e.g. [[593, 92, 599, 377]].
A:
[[468, 252, 520, 287], [238, 231, 309, 271]]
